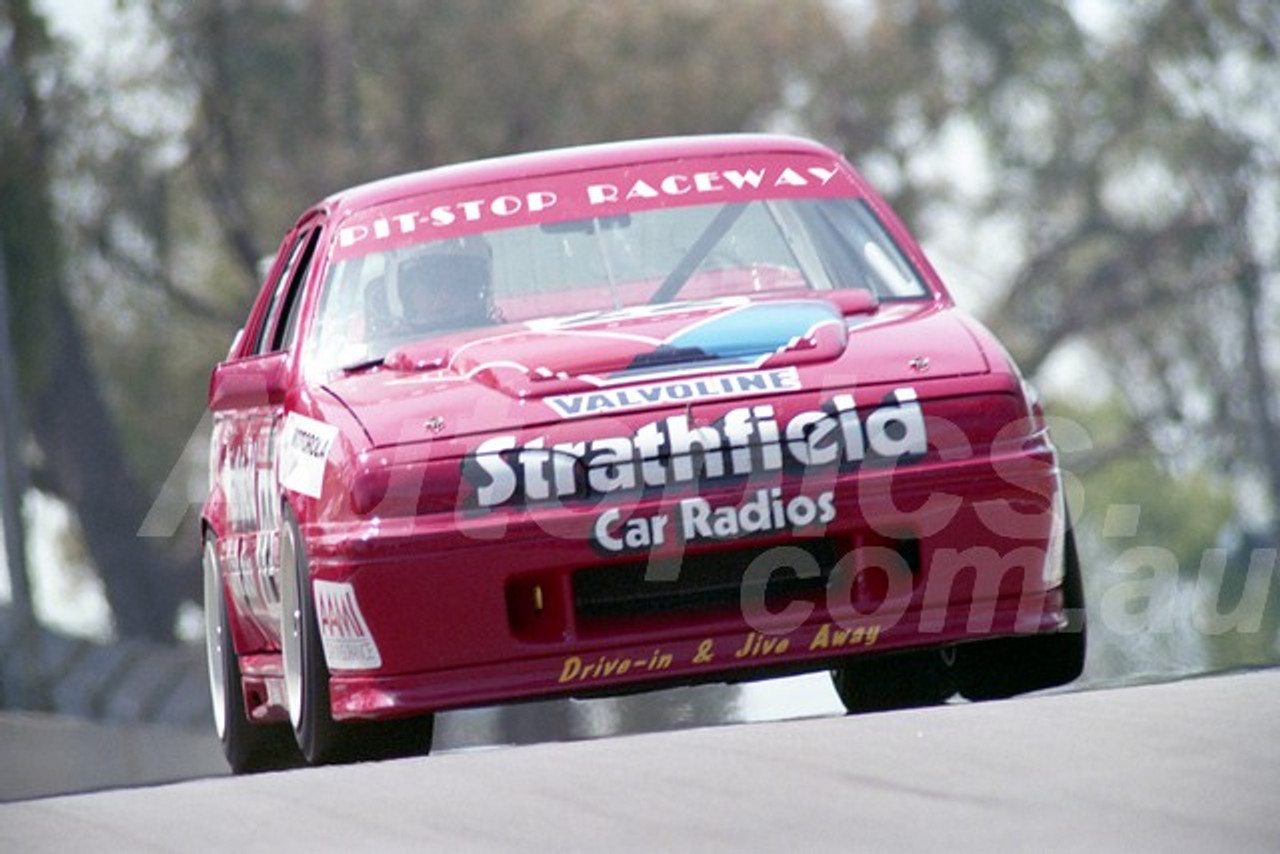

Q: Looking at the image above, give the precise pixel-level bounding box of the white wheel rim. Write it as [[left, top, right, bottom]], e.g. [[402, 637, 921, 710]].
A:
[[280, 521, 305, 732], [202, 539, 228, 740]]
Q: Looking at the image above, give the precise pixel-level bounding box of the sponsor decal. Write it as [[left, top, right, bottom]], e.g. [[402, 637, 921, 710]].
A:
[[313, 580, 382, 670], [558, 648, 675, 684], [279, 413, 339, 499], [584, 164, 838, 207], [554, 621, 881, 685], [464, 388, 928, 509], [593, 488, 836, 553], [219, 443, 257, 531], [332, 156, 852, 259], [547, 367, 801, 418], [338, 191, 560, 247], [655, 302, 841, 361]]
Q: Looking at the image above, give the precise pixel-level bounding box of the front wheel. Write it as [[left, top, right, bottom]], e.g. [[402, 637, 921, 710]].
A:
[[203, 534, 301, 773], [279, 508, 434, 765], [830, 647, 956, 714], [953, 528, 1088, 701]]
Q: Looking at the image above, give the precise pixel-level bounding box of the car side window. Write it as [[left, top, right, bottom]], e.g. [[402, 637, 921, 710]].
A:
[[253, 226, 320, 355], [271, 228, 322, 353], [250, 232, 307, 355]]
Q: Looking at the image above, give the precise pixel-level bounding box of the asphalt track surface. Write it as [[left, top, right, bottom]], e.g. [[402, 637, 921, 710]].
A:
[[2, 670, 1277, 852]]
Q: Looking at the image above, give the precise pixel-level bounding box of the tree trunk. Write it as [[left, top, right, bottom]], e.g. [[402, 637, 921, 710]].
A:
[[0, 239, 48, 709], [0, 242, 33, 624], [1236, 264, 1280, 546], [4, 0, 180, 641], [25, 286, 180, 640]]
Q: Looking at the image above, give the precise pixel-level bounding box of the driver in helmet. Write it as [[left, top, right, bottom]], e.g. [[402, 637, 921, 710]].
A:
[[396, 236, 496, 333]]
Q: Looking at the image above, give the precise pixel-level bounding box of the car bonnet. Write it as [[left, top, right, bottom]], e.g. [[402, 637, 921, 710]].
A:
[[322, 298, 989, 449]]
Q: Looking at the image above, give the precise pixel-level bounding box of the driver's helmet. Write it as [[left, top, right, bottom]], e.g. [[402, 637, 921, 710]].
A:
[[396, 236, 495, 331]]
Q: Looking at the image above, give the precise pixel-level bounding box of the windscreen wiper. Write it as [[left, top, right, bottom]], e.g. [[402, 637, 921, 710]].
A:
[[341, 356, 385, 373]]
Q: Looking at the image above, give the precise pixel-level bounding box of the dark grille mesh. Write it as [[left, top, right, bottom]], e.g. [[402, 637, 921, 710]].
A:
[[573, 539, 839, 623]]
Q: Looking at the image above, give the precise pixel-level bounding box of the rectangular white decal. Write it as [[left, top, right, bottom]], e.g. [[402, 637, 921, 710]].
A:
[[313, 580, 382, 670], [279, 412, 338, 499], [547, 367, 801, 418]]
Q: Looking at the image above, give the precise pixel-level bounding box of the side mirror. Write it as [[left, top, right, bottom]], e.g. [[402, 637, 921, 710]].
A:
[[209, 352, 289, 411]]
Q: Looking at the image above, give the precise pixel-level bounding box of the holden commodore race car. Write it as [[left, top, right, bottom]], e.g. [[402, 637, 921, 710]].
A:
[[202, 133, 1085, 772]]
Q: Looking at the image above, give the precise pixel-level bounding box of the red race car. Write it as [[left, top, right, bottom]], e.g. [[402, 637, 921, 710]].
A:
[[202, 134, 1085, 772]]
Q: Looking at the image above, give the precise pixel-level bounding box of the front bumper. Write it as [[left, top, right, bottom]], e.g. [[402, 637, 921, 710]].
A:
[[299, 434, 1068, 721]]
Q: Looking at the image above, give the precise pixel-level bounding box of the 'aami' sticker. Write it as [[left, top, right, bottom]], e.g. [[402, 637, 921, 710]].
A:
[[279, 413, 339, 499], [313, 580, 382, 670]]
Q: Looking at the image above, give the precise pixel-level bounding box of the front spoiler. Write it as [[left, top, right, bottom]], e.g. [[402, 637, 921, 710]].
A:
[[326, 587, 1069, 720]]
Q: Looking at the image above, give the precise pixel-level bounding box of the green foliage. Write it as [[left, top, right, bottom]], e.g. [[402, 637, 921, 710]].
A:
[[1086, 450, 1235, 578], [0, 0, 63, 394], [1048, 395, 1274, 680], [805, 0, 1280, 545], [149, 0, 844, 234], [1053, 395, 1236, 572]]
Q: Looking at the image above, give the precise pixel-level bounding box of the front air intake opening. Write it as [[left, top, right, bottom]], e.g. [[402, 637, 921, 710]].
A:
[[572, 538, 839, 629]]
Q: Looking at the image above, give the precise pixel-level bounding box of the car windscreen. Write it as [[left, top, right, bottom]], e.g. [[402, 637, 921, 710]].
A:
[[306, 197, 929, 373]]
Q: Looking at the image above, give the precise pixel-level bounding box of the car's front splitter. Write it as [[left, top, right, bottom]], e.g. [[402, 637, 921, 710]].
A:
[[325, 586, 1070, 720]]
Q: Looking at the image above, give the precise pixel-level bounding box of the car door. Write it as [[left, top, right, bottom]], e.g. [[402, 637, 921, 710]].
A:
[[212, 218, 323, 638]]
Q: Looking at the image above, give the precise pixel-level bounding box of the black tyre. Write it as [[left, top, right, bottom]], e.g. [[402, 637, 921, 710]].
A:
[[830, 646, 956, 714], [953, 528, 1087, 701], [203, 534, 302, 774], [279, 508, 434, 765]]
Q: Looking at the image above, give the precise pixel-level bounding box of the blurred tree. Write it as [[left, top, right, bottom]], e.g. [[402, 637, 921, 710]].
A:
[[805, 0, 1280, 546], [0, 15, 31, 633], [1054, 398, 1236, 572], [134, 0, 843, 284], [1053, 396, 1279, 677], [1, 0, 176, 640], [0, 239, 33, 640]]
